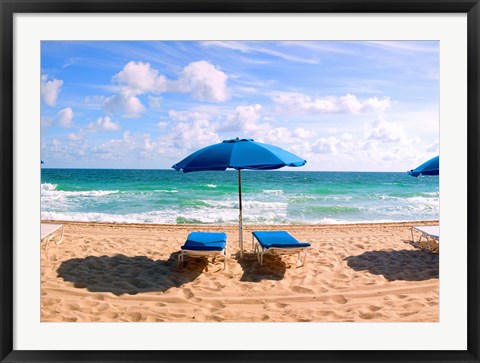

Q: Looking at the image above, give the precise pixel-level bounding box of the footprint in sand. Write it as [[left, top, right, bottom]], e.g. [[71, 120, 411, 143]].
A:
[[291, 286, 314, 294], [127, 312, 143, 322], [267, 302, 288, 309], [183, 288, 194, 299], [183, 288, 202, 303], [97, 303, 110, 312], [359, 311, 382, 320], [402, 301, 425, 310], [330, 295, 348, 304], [333, 272, 348, 279], [105, 312, 118, 320], [215, 281, 226, 289], [210, 300, 226, 309], [42, 298, 61, 306], [399, 311, 417, 317], [208, 314, 223, 322]]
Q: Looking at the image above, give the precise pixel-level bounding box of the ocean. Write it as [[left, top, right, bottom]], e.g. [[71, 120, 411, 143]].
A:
[[41, 169, 439, 225]]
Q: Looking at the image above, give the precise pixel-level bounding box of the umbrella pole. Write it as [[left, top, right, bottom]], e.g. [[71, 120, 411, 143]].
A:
[[238, 169, 244, 259]]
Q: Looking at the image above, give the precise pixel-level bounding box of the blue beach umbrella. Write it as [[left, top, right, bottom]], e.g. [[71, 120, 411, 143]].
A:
[[407, 155, 439, 177], [172, 138, 306, 258]]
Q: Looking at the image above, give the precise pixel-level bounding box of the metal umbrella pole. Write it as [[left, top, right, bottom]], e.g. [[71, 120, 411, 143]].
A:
[[237, 169, 244, 258]]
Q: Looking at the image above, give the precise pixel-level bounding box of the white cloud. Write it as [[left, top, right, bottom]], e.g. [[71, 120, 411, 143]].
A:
[[148, 96, 162, 111], [311, 136, 341, 154], [255, 127, 300, 145], [217, 104, 269, 133], [168, 110, 210, 122], [272, 92, 390, 114], [114, 60, 228, 100], [105, 92, 145, 118], [92, 131, 155, 160], [107, 60, 229, 118], [41, 75, 63, 107], [165, 119, 221, 152], [88, 116, 120, 131], [113, 61, 168, 94], [293, 127, 317, 139], [364, 117, 405, 143], [174, 61, 229, 102], [41, 117, 53, 127], [68, 131, 84, 141], [57, 107, 74, 128], [89, 116, 222, 163], [426, 139, 439, 153]]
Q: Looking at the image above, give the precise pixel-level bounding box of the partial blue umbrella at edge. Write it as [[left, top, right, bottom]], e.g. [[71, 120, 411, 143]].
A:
[[407, 155, 439, 177], [172, 138, 306, 258]]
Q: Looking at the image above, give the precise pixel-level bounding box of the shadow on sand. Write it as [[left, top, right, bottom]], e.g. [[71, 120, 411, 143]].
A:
[[345, 249, 439, 282], [235, 252, 286, 282], [56, 252, 208, 295]]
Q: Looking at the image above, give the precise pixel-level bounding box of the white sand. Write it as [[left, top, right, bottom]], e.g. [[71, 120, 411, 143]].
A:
[[41, 221, 439, 322]]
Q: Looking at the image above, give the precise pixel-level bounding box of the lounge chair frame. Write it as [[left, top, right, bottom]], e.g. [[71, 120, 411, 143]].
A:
[[41, 223, 64, 252], [178, 247, 228, 270], [411, 225, 439, 252], [251, 232, 310, 266]]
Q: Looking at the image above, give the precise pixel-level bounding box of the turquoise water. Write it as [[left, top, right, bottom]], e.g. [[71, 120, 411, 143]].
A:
[[41, 169, 439, 225]]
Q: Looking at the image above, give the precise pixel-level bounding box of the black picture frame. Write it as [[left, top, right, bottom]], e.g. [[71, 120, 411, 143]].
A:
[[1, 1, 479, 362]]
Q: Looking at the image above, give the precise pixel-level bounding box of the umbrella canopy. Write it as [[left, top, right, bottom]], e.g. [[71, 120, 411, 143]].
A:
[[407, 155, 439, 177], [172, 138, 306, 258]]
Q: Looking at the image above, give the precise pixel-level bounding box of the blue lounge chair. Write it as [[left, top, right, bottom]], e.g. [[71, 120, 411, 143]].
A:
[[251, 231, 311, 266], [178, 232, 228, 269]]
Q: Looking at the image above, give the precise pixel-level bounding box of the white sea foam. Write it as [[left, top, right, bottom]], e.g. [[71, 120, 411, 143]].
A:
[[206, 184, 217, 188], [41, 183, 57, 191], [41, 211, 177, 224], [319, 195, 353, 201], [41, 202, 289, 225], [42, 189, 120, 198], [262, 189, 283, 195], [154, 189, 179, 193], [201, 199, 287, 211]]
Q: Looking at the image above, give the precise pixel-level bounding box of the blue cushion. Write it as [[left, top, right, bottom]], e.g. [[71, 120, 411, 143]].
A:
[[181, 232, 227, 251], [252, 231, 311, 249]]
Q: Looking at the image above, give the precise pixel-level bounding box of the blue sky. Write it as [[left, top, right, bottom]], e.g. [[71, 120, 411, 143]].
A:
[[41, 41, 439, 171]]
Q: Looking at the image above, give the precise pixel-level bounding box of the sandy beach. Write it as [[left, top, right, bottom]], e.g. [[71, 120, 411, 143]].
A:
[[40, 221, 439, 322]]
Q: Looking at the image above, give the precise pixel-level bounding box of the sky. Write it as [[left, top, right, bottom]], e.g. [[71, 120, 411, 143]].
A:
[[40, 40, 439, 171]]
